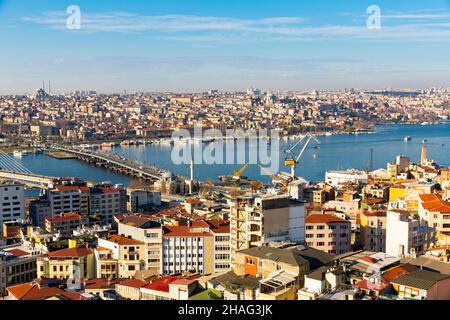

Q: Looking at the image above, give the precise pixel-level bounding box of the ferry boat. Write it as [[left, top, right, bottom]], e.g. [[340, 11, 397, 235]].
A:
[[101, 142, 116, 149], [404, 136, 411, 142]]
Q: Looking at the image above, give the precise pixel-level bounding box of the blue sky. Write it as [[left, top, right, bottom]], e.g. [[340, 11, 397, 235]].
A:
[[1, 0, 450, 94]]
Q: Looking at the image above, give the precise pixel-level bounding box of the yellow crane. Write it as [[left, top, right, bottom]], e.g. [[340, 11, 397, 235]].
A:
[[233, 162, 249, 180], [219, 162, 250, 182], [257, 164, 289, 186]]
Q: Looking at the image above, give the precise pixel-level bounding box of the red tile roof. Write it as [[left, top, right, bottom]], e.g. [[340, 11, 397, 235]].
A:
[[117, 278, 148, 289], [6, 281, 82, 300], [362, 211, 387, 217], [47, 247, 92, 258], [305, 214, 348, 224], [103, 234, 143, 245], [6, 248, 30, 257], [356, 279, 387, 292], [382, 263, 418, 284], [143, 276, 179, 292], [419, 194, 450, 214], [55, 185, 88, 192], [163, 225, 212, 238], [206, 219, 230, 234], [47, 212, 81, 223]]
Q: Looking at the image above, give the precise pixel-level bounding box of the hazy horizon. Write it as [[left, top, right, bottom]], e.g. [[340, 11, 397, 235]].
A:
[[2, 0, 450, 94]]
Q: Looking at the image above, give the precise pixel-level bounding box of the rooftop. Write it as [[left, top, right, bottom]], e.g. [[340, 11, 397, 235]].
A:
[[392, 269, 450, 290]]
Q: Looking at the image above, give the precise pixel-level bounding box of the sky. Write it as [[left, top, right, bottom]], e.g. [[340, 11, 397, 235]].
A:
[[1, 0, 450, 94]]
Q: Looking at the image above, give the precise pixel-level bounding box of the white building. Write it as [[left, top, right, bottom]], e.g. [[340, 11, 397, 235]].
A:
[[325, 170, 368, 187], [288, 200, 306, 244], [162, 221, 214, 275], [386, 210, 435, 257], [0, 183, 25, 236]]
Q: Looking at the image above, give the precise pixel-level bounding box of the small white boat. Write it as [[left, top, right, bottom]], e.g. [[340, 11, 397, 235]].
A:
[[404, 136, 411, 142], [13, 150, 27, 158]]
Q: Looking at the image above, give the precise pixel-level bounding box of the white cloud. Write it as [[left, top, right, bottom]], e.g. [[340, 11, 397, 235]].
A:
[[22, 10, 450, 42]]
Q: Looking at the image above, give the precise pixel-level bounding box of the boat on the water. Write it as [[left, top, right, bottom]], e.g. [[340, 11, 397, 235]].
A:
[[404, 136, 411, 142], [13, 150, 28, 158]]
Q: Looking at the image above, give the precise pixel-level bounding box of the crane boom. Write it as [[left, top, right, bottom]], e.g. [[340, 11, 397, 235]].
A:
[[287, 135, 306, 153], [295, 136, 312, 162], [233, 162, 249, 178]]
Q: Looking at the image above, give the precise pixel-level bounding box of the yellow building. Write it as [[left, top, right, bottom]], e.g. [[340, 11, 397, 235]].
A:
[[359, 211, 386, 252], [96, 235, 145, 279], [37, 247, 95, 280], [389, 186, 406, 202]]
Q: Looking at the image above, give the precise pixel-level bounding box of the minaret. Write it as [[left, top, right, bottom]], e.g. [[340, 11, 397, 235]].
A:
[[421, 145, 427, 165], [48, 80, 51, 96]]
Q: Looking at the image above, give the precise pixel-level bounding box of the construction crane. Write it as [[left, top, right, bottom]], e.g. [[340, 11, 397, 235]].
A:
[[233, 162, 249, 180], [219, 162, 249, 182], [257, 164, 289, 186], [284, 135, 320, 179]]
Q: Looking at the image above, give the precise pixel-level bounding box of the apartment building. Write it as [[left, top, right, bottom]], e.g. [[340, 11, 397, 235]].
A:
[[418, 193, 450, 240], [48, 185, 90, 217], [325, 170, 368, 187], [386, 210, 435, 257], [29, 198, 52, 228], [323, 199, 361, 217], [45, 212, 88, 238], [117, 215, 163, 275], [0, 245, 37, 295], [37, 247, 95, 280], [305, 214, 352, 255], [96, 235, 145, 278], [229, 194, 305, 262], [162, 221, 214, 275], [0, 183, 25, 236], [90, 187, 123, 225], [126, 188, 161, 212], [360, 211, 386, 252], [208, 220, 231, 273]]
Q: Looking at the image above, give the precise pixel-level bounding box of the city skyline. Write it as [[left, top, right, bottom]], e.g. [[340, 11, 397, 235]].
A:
[[1, 0, 450, 94]]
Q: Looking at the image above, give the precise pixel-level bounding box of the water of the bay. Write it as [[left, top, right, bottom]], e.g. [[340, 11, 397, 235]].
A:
[[17, 123, 450, 187]]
